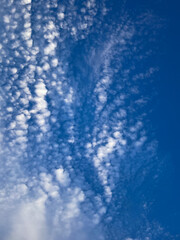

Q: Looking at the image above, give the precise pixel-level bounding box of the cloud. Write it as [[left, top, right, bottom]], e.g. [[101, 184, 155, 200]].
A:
[[21, 0, 31, 5], [55, 167, 70, 187], [8, 195, 47, 240], [0, 0, 169, 239]]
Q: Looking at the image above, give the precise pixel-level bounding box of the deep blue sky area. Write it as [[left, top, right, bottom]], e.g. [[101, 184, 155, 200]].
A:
[[0, 0, 180, 239], [111, 0, 180, 235], [119, 0, 180, 235], [151, 0, 180, 236]]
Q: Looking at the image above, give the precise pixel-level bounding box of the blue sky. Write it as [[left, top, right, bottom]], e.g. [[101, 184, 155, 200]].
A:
[[0, 0, 179, 239]]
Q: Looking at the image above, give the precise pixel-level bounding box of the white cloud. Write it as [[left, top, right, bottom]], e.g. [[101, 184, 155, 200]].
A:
[[35, 81, 47, 97], [135, 136, 147, 147], [36, 66, 43, 75], [3, 15, 11, 24], [21, 28, 32, 40], [7, 107, 13, 112], [113, 131, 121, 138], [58, 12, 65, 20], [64, 88, 73, 104], [43, 62, 50, 71], [44, 42, 57, 55], [71, 27, 77, 35], [15, 130, 25, 136], [98, 92, 107, 103], [34, 97, 47, 110], [16, 184, 28, 196], [11, 68, 17, 74], [55, 167, 70, 187], [26, 39, 33, 48], [21, 0, 31, 5], [40, 173, 59, 198], [8, 195, 47, 240], [51, 58, 58, 67], [9, 121, 16, 129], [16, 113, 26, 123]]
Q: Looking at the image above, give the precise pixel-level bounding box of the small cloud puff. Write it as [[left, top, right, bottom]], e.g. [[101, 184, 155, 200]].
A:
[[55, 167, 70, 187]]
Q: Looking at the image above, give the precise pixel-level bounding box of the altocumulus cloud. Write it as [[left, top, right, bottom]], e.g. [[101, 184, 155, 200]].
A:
[[0, 0, 173, 239]]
